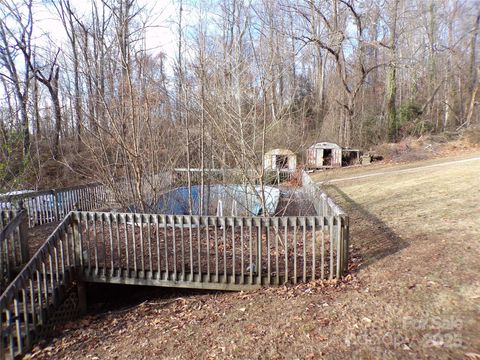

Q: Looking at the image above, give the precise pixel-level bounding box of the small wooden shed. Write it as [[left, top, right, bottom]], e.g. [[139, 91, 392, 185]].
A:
[[307, 142, 362, 169], [264, 149, 297, 172], [306, 142, 343, 168]]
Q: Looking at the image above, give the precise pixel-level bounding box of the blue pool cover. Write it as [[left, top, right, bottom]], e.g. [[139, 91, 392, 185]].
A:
[[156, 185, 280, 216]]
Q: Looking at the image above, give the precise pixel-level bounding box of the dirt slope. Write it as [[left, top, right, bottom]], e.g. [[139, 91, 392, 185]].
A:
[[30, 154, 480, 359]]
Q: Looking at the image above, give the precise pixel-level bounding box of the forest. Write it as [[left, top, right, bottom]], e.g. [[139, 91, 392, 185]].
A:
[[0, 0, 479, 198]]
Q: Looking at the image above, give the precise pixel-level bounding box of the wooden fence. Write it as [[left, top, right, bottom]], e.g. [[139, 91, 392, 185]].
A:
[[0, 211, 29, 293], [0, 174, 349, 358], [72, 211, 348, 290], [302, 170, 347, 216], [0, 183, 108, 228], [0, 212, 15, 233], [0, 214, 77, 358], [302, 170, 349, 277]]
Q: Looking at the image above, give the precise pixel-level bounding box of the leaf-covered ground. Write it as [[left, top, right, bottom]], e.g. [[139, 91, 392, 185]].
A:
[[27, 153, 480, 359]]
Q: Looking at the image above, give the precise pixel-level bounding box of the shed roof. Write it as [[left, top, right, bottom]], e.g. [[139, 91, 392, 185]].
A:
[[309, 142, 342, 149], [265, 148, 295, 156]]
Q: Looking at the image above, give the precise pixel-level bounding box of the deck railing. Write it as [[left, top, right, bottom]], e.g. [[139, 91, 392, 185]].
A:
[[0, 173, 349, 358], [0, 212, 15, 233], [302, 170, 349, 267], [71, 210, 348, 290], [302, 170, 346, 216], [0, 183, 108, 228], [0, 211, 29, 292], [0, 214, 77, 358]]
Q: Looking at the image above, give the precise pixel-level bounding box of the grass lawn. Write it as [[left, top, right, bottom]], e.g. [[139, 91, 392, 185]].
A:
[[32, 154, 480, 359], [319, 154, 480, 358]]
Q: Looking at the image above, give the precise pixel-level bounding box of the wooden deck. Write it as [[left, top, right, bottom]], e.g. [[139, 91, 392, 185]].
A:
[[0, 173, 349, 358]]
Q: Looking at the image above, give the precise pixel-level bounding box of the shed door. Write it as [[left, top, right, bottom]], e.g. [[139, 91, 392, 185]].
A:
[[307, 148, 315, 167], [316, 148, 323, 166], [275, 155, 289, 170], [333, 149, 342, 167]]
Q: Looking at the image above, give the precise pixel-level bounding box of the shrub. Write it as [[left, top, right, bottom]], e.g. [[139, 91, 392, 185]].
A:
[[398, 101, 422, 127], [463, 127, 480, 145], [360, 115, 385, 146]]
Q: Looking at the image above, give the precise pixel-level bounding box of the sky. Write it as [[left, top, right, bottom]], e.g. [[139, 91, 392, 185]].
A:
[[0, 0, 188, 104], [32, 0, 181, 62]]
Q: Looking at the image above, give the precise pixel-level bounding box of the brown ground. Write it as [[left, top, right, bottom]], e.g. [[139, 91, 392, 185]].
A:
[[27, 222, 60, 255], [27, 152, 480, 359]]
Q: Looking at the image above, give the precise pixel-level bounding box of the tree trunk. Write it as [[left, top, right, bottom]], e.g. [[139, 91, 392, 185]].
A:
[[33, 77, 41, 136], [443, 4, 457, 130], [469, 12, 480, 94], [49, 69, 62, 159], [427, 0, 437, 119], [177, 0, 193, 214], [387, 0, 399, 142]]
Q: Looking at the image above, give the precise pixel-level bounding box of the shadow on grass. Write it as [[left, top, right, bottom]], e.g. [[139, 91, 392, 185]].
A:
[[326, 185, 409, 268]]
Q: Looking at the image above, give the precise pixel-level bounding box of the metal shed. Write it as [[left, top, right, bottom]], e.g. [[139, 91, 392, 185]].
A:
[[264, 149, 297, 172], [307, 142, 343, 168]]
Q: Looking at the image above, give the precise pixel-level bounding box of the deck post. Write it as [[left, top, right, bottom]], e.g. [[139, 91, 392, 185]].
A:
[[335, 216, 342, 279], [77, 281, 87, 315], [72, 214, 83, 269], [343, 215, 350, 274], [72, 214, 88, 314], [53, 189, 60, 221], [17, 205, 29, 264]]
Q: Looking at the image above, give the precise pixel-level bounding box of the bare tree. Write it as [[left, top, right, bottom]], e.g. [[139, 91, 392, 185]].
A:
[[386, 0, 399, 141], [28, 50, 63, 159], [52, 0, 83, 143], [0, 0, 33, 157]]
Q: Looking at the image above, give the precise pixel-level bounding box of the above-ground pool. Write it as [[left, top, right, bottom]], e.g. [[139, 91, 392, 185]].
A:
[[156, 185, 280, 216]]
